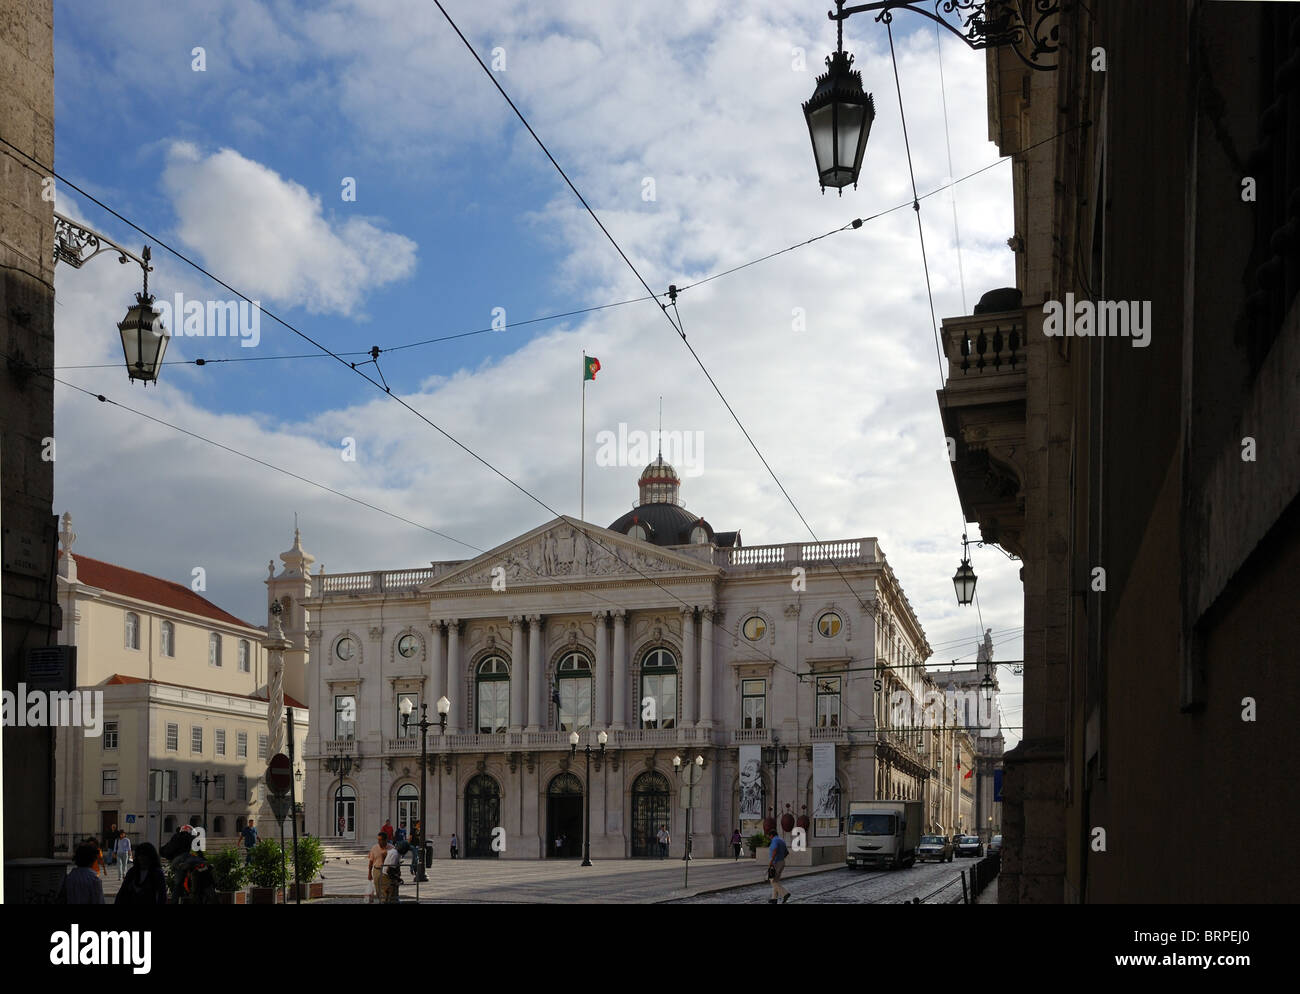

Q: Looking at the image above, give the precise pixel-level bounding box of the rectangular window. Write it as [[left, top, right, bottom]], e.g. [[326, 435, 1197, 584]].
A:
[[258, 734, 268, 759], [477, 681, 509, 734], [191, 776, 202, 800], [640, 673, 677, 730], [191, 726, 203, 754], [238, 640, 251, 673], [160, 621, 174, 657], [215, 729, 226, 756], [816, 677, 841, 728], [397, 693, 418, 738], [103, 720, 119, 751], [214, 774, 226, 800], [236, 732, 248, 758], [166, 723, 179, 752], [237, 776, 248, 801], [335, 695, 356, 739], [741, 679, 766, 730], [124, 612, 139, 650], [167, 769, 179, 801], [102, 769, 118, 795]]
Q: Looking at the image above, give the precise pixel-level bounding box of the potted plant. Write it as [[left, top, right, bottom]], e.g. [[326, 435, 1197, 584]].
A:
[[748, 833, 769, 858], [293, 835, 326, 900], [247, 839, 287, 904], [210, 846, 248, 904]]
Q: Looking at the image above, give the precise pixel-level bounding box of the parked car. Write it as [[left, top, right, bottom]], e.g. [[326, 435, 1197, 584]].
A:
[[916, 835, 953, 863], [987, 834, 1003, 855], [955, 835, 983, 858]]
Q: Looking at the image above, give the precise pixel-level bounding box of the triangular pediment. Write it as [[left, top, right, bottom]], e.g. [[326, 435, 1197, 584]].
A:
[[423, 517, 719, 591]]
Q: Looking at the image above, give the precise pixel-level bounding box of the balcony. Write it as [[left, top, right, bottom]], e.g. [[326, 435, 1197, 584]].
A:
[[324, 738, 357, 755], [730, 727, 772, 745], [807, 726, 847, 744], [721, 538, 877, 570], [383, 736, 420, 754], [937, 300, 1029, 558]]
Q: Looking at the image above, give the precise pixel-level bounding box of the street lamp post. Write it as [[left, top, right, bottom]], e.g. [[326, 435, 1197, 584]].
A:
[[569, 729, 608, 867], [402, 694, 450, 902], [761, 739, 790, 840], [673, 754, 705, 888], [192, 770, 213, 835]]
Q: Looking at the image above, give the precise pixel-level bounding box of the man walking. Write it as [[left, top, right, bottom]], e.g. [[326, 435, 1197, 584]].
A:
[[240, 819, 258, 864], [57, 843, 105, 904], [411, 820, 427, 881], [656, 825, 670, 860], [768, 832, 791, 904], [367, 832, 390, 904], [113, 830, 131, 879], [450, 833, 459, 859]]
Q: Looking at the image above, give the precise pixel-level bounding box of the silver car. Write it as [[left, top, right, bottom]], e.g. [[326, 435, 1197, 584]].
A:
[[987, 834, 1003, 855], [917, 834, 953, 863], [955, 835, 983, 858]]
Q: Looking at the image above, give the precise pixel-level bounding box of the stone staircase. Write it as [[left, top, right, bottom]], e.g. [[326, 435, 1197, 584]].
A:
[[318, 838, 371, 865]]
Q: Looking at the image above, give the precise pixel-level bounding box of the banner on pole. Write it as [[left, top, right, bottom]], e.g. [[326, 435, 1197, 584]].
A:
[[738, 745, 762, 819], [812, 742, 837, 817]]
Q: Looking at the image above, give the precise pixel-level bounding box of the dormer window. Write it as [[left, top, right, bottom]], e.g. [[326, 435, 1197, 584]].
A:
[[628, 523, 648, 541], [689, 525, 709, 544]]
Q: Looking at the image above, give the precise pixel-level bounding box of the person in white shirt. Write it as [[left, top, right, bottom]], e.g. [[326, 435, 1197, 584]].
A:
[[382, 839, 403, 903]]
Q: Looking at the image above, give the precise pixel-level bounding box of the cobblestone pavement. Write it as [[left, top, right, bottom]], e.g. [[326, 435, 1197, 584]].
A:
[[673, 859, 983, 904]]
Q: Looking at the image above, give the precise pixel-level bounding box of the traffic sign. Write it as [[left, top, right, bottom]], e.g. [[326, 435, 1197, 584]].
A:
[[266, 753, 292, 796], [125, 814, 136, 824], [269, 794, 292, 822]]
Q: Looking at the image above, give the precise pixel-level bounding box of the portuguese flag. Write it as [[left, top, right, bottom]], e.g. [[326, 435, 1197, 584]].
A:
[[584, 355, 601, 381]]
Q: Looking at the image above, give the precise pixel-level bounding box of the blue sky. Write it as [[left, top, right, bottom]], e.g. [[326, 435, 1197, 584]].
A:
[[50, 0, 1025, 740]]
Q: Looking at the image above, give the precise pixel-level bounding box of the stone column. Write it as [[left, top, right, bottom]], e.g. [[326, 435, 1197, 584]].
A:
[[527, 615, 544, 731], [698, 607, 715, 728], [509, 616, 526, 732], [592, 611, 609, 728], [681, 607, 697, 727], [611, 610, 627, 730], [446, 621, 461, 734], [428, 619, 444, 713]]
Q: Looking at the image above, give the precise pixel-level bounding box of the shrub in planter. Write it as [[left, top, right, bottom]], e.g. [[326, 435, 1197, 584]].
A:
[[247, 839, 287, 903], [294, 835, 326, 899], [748, 833, 769, 856], [209, 846, 247, 903]]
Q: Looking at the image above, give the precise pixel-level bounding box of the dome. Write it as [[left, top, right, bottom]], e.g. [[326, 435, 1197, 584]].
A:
[[637, 455, 681, 506]]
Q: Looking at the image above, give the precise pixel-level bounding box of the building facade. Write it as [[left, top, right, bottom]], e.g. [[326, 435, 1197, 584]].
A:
[[54, 513, 308, 850], [939, 0, 1299, 900], [291, 460, 979, 860]]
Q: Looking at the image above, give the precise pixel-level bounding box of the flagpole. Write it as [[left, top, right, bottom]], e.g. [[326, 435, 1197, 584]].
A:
[[581, 350, 586, 523]]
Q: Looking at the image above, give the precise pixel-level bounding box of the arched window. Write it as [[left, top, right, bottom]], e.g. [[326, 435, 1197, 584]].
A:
[[238, 640, 251, 672], [209, 632, 222, 667], [640, 648, 677, 729], [160, 620, 175, 657], [556, 652, 592, 731], [476, 656, 510, 733], [124, 612, 140, 650]]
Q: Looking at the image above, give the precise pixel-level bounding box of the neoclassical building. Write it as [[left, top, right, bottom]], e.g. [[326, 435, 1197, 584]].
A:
[[279, 459, 969, 861]]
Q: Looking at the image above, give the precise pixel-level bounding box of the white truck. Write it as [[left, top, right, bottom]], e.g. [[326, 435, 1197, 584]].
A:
[[845, 800, 923, 869]]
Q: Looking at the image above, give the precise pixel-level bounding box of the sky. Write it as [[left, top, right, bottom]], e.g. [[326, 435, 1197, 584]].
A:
[[48, 0, 1024, 743]]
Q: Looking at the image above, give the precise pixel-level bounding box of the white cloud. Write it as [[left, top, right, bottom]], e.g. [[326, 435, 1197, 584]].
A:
[[160, 142, 417, 315]]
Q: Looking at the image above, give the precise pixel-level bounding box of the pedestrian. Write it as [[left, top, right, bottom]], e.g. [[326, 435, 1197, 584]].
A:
[[555, 835, 563, 857], [656, 825, 670, 859], [113, 830, 131, 879], [85, 836, 105, 877], [730, 828, 742, 861], [767, 831, 791, 904], [103, 823, 118, 866], [382, 818, 395, 841], [367, 832, 390, 904], [114, 842, 167, 906], [57, 842, 105, 904], [450, 833, 459, 859], [337, 814, 347, 837], [411, 820, 426, 881], [383, 838, 403, 903], [240, 819, 258, 864]]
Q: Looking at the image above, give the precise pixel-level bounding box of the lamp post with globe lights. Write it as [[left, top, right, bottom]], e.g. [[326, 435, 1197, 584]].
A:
[[401, 694, 450, 900], [569, 729, 608, 867]]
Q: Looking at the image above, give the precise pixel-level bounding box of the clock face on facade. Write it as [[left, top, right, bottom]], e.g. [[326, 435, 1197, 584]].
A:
[[817, 612, 842, 638], [743, 616, 766, 641], [335, 636, 357, 661], [398, 634, 419, 658]]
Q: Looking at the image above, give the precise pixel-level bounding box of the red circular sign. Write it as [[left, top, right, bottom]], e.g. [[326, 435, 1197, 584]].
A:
[[266, 753, 292, 795]]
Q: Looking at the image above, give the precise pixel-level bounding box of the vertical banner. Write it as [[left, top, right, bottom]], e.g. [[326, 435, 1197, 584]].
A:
[[812, 742, 837, 816], [738, 745, 762, 819]]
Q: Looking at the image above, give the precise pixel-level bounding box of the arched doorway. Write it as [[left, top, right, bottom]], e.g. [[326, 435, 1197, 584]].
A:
[[631, 771, 670, 857], [334, 784, 357, 839], [396, 784, 419, 836], [465, 774, 501, 858], [546, 772, 583, 858]]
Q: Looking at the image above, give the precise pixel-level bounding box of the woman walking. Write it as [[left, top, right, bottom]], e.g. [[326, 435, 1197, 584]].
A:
[[114, 843, 167, 905]]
